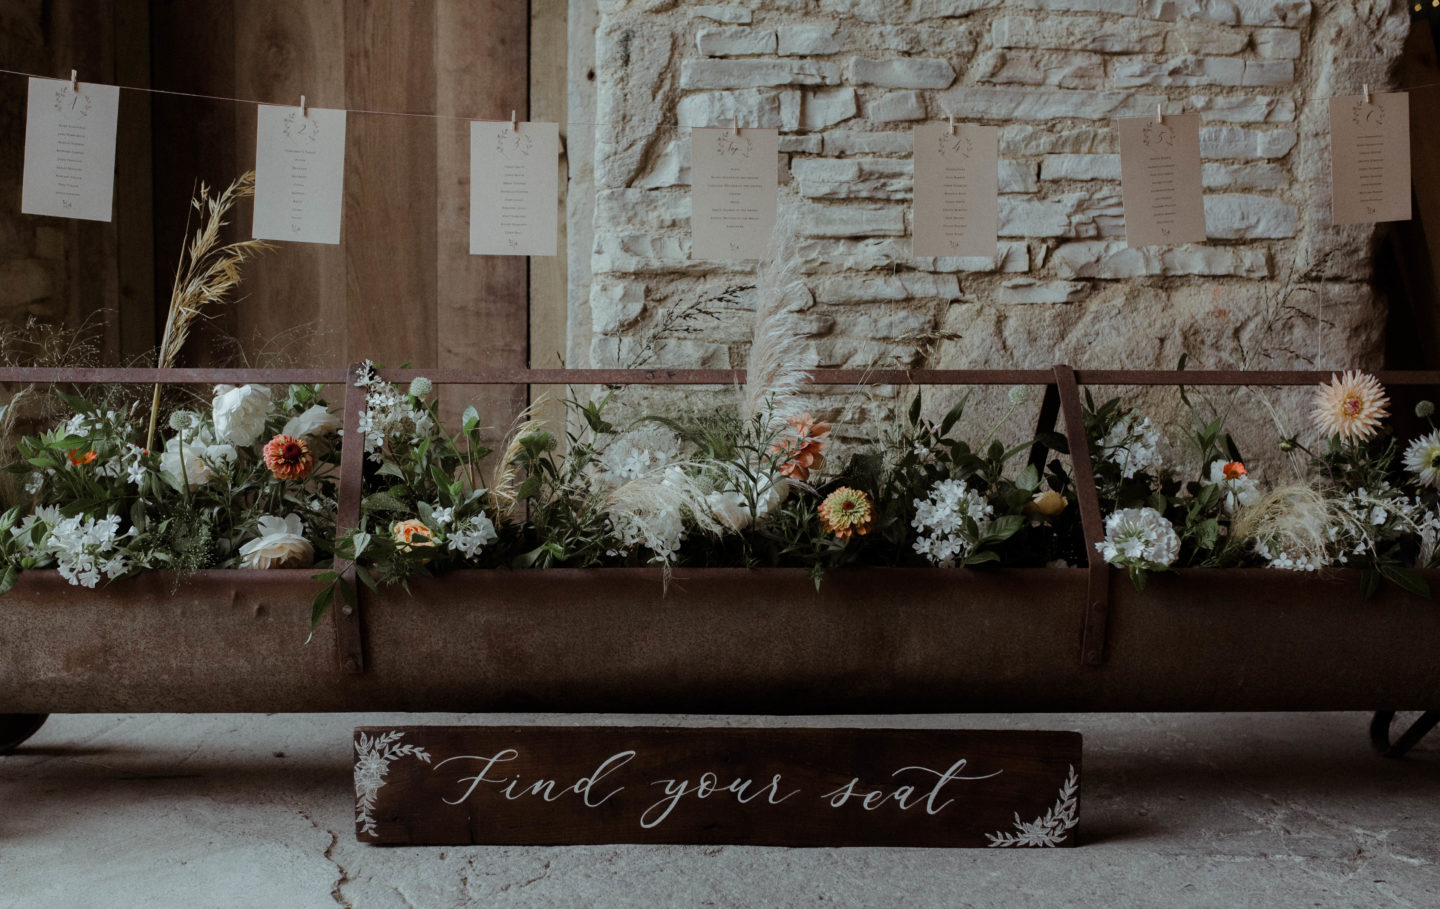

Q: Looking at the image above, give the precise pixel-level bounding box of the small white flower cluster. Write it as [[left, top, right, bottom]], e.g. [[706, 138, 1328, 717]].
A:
[[445, 514, 499, 559], [912, 478, 994, 567], [353, 363, 434, 460], [610, 507, 686, 564], [1096, 507, 1180, 569], [1255, 539, 1323, 572], [597, 425, 683, 487], [1100, 413, 1162, 479], [1328, 484, 1426, 565], [160, 428, 236, 490], [1204, 461, 1260, 513], [32, 511, 133, 588]]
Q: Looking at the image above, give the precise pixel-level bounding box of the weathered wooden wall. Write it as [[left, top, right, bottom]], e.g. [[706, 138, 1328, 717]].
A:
[[148, 1, 533, 435]]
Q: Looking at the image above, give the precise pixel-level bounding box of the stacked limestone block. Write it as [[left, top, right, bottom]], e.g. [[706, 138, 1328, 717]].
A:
[[576, 0, 1411, 451]]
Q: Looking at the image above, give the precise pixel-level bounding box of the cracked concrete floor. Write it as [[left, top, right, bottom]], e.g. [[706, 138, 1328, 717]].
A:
[[1, 712, 1438, 908]]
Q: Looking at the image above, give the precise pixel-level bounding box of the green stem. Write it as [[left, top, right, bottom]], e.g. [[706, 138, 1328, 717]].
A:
[[145, 383, 162, 454]]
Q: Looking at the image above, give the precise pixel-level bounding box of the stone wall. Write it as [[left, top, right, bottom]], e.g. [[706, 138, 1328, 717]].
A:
[[571, 0, 1413, 452]]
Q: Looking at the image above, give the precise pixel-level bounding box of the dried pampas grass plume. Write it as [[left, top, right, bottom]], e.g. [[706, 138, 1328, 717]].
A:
[[743, 204, 813, 425], [488, 395, 550, 523], [1229, 481, 1346, 569]]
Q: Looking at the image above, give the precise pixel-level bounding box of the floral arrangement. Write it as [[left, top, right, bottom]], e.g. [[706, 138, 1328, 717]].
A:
[[2, 180, 1438, 626]]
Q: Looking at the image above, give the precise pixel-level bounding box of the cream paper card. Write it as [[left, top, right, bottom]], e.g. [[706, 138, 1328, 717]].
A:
[[912, 123, 998, 258], [21, 77, 121, 221], [470, 120, 560, 256], [253, 104, 347, 245], [1330, 92, 1410, 225], [690, 127, 778, 259], [1115, 112, 1206, 246]]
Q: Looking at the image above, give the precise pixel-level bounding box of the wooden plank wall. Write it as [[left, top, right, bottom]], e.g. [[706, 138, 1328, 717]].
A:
[[151, 1, 534, 435]]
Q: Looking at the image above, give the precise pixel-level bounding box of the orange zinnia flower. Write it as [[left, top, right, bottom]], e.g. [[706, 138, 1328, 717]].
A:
[[771, 414, 830, 482], [262, 434, 315, 480], [67, 448, 97, 466], [818, 487, 874, 541]]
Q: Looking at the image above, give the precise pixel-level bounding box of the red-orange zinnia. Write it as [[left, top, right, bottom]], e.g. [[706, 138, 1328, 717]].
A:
[[1222, 461, 1246, 480], [67, 448, 97, 466], [262, 434, 315, 480]]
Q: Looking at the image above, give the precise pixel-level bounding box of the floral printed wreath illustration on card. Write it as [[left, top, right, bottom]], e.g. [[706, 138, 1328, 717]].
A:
[[52, 84, 92, 118], [282, 110, 320, 144], [1353, 99, 1386, 128], [496, 129, 535, 159], [717, 130, 752, 158], [938, 133, 973, 160], [1141, 121, 1175, 149]]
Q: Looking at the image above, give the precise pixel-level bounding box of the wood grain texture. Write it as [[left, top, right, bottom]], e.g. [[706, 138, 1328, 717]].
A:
[[343, 0, 438, 367], [530, 0, 570, 431], [233, 0, 347, 367], [355, 725, 1082, 847], [435, 0, 530, 440]]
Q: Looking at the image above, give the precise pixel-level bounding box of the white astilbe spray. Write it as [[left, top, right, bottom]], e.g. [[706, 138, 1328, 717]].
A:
[[743, 204, 812, 426], [605, 465, 723, 566], [1100, 412, 1163, 479]]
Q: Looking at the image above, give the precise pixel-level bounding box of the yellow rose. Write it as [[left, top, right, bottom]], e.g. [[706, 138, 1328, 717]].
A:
[[1023, 490, 1069, 517]]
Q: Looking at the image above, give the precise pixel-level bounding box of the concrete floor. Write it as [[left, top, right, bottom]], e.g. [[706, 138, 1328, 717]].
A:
[[1, 712, 1437, 908]]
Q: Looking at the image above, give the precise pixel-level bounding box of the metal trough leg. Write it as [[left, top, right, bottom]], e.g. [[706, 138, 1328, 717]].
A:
[[0, 714, 48, 754], [1370, 711, 1440, 758]]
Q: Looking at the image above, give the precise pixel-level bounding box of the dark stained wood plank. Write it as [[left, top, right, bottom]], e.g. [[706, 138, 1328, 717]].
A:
[[232, 0, 348, 368], [355, 725, 1083, 848], [529, 0, 570, 432], [434, 0, 530, 440], [110, 0, 154, 364], [342, 0, 438, 367], [148, 0, 239, 367]]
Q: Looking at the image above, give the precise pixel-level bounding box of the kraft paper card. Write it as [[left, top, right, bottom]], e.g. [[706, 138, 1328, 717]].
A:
[[21, 77, 121, 222], [470, 120, 560, 256], [1115, 112, 1206, 246], [690, 127, 778, 260], [912, 123, 998, 258], [253, 104, 347, 245], [1330, 92, 1410, 225]]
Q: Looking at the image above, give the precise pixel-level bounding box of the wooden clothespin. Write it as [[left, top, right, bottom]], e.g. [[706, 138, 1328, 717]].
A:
[[1363, 84, 1372, 104], [299, 94, 307, 117], [511, 109, 518, 131], [733, 117, 740, 136], [1156, 103, 1163, 124], [948, 114, 956, 135], [70, 70, 79, 92]]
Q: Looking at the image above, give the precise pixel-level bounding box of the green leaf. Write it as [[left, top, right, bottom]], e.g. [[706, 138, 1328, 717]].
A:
[[462, 405, 481, 433], [1015, 464, 1040, 493], [985, 514, 1025, 542], [962, 550, 1000, 566], [939, 392, 970, 437], [907, 390, 922, 427], [1360, 568, 1382, 602], [0, 564, 17, 597], [307, 584, 336, 639], [1379, 565, 1430, 599], [56, 389, 95, 415], [515, 474, 542, 501], [362, 491, 409, 514], [417, 500, 435, 528], [354, 564, 379, 591]]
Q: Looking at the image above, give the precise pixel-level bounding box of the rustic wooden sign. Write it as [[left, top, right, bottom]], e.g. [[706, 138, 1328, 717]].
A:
[[354, 725, 1082, 848]]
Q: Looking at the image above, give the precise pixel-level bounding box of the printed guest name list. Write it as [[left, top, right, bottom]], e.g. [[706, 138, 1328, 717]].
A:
[[691, 127, 778, 260], [253, 104, 347, 245], [22, 77, 121, 222]]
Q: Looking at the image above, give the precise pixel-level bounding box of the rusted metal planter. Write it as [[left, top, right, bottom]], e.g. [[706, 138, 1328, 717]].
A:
[[2, 566, 1437, 715]]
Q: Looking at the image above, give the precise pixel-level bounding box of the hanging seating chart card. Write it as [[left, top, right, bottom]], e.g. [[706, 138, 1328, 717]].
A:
[[1330, 92, 1410, 225], [355, 725, 1082, 848], [21, 77, 121, 222], [912, 123, 998, 258], [252, 104, 347, 245], [1115, 112, 1206, 246], [470, 120, 560, 256], [690, 127, 778, 259]]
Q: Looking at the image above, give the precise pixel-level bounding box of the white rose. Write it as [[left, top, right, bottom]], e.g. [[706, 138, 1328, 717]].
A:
[[283, 404, 342, 440], [160, 436, 219, 489], [239, 514, 314, 569], [212, 384, 273, 447]]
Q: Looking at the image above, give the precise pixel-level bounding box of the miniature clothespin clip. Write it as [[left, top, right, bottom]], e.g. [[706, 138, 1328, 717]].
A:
[[948, 114, 956, 135], [511, 109, 518, 131], [71, 70, 79, 92], [733, 117, 740, 136], [1156, 103, 1163, 124], [299, 94, 307, 117], [1363, 84, 1372, 104]]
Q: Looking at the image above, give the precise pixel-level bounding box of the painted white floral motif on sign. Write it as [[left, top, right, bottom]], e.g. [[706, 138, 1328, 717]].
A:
[[985, 764, 1079, 848], [355, 730, 432, 838]]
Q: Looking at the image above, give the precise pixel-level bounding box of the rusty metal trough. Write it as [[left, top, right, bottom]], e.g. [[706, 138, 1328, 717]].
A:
[[1, 366, 1438, 726]]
